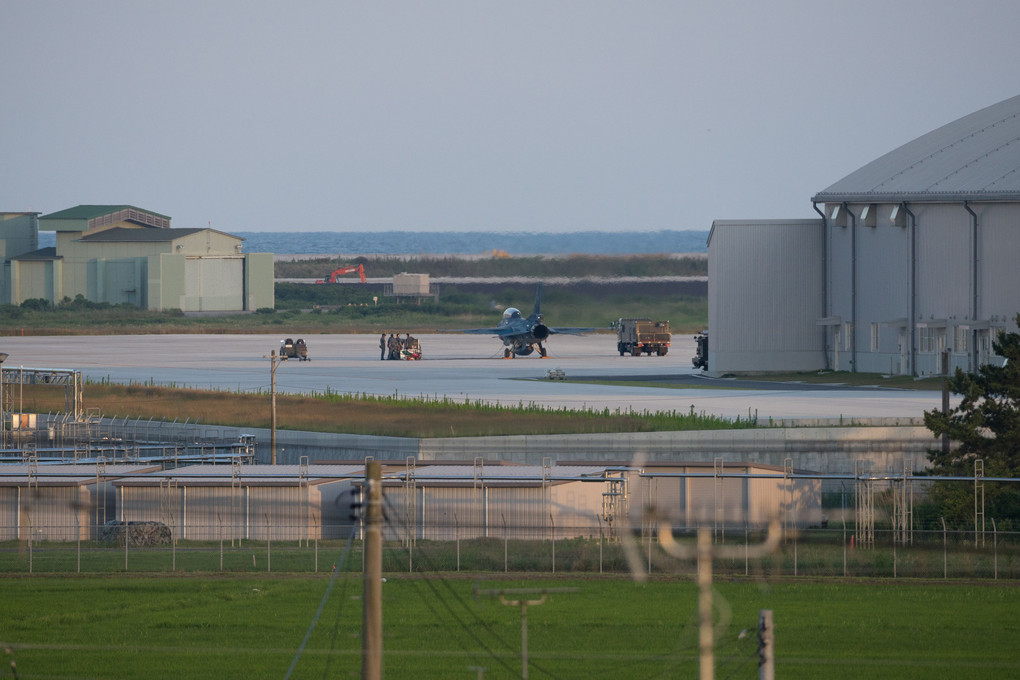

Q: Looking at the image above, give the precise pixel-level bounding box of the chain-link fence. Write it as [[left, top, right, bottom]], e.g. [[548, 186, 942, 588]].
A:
[[3, 519, 1017, 579]]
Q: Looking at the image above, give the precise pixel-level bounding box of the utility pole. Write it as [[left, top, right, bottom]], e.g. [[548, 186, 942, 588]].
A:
[[265, 349, 287, 465], [655, 518, 781, 680], [0, 353, 7, 450], [941, 348, 951, 455], [363, 460, 383, 680]]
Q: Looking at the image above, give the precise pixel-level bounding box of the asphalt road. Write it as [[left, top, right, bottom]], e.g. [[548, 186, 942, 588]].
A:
[[0, 333, 948, 421]]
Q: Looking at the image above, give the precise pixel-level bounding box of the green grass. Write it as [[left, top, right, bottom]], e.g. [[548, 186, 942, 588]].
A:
[[21, 382, 757, 438], [1, 574, 1017, 679]]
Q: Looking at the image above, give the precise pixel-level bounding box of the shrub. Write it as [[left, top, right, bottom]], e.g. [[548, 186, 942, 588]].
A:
[[20, 297, 52, 311]]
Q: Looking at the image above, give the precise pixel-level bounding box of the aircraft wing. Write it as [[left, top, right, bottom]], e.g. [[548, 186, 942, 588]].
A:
[[443, 327, 519, 337], [547, 326, 602, 335]]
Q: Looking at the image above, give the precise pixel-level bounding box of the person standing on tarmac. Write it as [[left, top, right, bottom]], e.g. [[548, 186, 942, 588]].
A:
[[379, 333, 386, 360]]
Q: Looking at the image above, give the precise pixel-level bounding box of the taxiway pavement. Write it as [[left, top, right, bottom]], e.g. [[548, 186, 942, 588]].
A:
[[0, 333, 947, 421]]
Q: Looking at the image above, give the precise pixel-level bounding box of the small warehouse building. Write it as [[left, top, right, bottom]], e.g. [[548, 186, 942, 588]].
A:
[[1, 205, 274, 311], [0, 464, 160, 541], [113, 464, 363, 541], [383, 462, 613, 541], [626, 462, 823, 531], [708, 94, 1020, 375]]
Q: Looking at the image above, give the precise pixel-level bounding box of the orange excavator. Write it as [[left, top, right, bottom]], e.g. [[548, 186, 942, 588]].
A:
[[315, 264, 366, 283]]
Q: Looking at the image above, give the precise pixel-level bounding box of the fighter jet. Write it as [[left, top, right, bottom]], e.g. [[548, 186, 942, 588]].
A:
[[454, 283, 598, 358]]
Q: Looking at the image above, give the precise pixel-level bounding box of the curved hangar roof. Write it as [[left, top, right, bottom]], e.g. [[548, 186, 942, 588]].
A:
[[813, 94, 1020, 204]]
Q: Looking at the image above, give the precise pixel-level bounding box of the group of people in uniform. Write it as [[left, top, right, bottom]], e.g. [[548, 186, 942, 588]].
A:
[[380, 332, 422, 360]]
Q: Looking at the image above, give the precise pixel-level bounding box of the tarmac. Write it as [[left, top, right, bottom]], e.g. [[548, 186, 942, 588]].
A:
[[0, 332, 951, 422]]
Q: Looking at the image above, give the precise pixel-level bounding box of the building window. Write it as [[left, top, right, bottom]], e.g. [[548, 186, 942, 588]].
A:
[[920, 327, 935, 353], [870, 323, 879, 352], [954, 326, 969, 354]]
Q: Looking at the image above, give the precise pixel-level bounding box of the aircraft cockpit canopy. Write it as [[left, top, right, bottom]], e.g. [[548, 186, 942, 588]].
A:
[[502, 307, 522, 320]]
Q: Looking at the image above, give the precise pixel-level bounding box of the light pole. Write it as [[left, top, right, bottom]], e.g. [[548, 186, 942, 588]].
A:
[[265, 349, 287, 465], [0, 352, 7, 450], [474, 587, 577, 679]]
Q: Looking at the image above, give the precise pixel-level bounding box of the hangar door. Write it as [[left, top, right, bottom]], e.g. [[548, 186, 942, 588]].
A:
[[184, 257, 244, 311]]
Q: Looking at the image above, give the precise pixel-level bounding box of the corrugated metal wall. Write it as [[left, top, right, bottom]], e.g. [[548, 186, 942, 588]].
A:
[[11, 486, 90, 541], [979, 205, 1020, 319], [394, 482, 607, 541], [119, 483, 335, 542], [709, 220, 825, 372], [629, 468, 821, 530], [183, 257, 244, 311]]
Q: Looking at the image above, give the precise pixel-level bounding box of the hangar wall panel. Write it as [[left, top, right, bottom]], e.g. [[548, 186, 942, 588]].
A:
[[94, 258, 145, 306], [245, 252, 275, 310], [10, 260, 56, 303], [847, 204, 913, 374], [147, 253, 187, 311], [914, 204, 972, 321], [183, 257, 244, 311], [708, 220, 825, 372], [978, 204, 1020, 331]]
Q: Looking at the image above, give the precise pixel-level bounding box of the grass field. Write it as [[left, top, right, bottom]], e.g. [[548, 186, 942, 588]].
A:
[[18, 382, 755, 438], [1, 573, 1017, 679]]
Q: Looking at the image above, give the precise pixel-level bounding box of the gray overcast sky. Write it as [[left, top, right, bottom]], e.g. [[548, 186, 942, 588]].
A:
[[2, 1, 1018, 233]]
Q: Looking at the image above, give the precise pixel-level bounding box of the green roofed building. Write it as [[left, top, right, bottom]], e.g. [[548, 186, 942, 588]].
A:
[[1, 205, 274, 311]]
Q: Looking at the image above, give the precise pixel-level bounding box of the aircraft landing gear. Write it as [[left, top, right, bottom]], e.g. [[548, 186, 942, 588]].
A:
[[504, 348, 513, 359], [538, 344, 548, 358]]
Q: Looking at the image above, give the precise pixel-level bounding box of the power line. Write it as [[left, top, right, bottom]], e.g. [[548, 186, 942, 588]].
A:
[[283, 524, 357, 680]]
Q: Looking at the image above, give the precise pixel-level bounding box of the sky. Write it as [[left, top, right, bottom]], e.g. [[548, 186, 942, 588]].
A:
[[2, 1, 1019, 233]]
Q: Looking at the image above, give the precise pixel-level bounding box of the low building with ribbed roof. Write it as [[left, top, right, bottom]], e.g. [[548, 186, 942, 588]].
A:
[[1, 204, 273, 311]]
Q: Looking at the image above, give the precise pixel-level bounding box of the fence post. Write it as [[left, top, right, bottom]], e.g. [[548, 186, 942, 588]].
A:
[[550, 514, 555, 574], [75, 514, 81, 574], [893, 530, 897, 579], [596, 514, 603, 575], [647, 522, 653, 575], [502, 514, 508, 573], [171, 513, 177, 572], [793, 532, 798, 577], [27, 511, 33, 574], [217, 512, 224, 572], [992, 518, 998, 580], [265, 514, 271, 573], [941, 517, 947, 579], [842, 515, 847, 578], [455, 513, 460, 573]]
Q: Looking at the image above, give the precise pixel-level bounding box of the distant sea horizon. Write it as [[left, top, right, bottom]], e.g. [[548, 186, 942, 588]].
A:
[[38, 229, 710, 256]]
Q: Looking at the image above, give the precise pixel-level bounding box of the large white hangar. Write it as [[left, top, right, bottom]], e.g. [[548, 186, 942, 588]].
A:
[[709, 94, 1020, 376]]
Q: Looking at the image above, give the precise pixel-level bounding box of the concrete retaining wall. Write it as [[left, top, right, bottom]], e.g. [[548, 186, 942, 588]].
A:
[[173, 423, 938, 476], [79, 414, 938, 475]]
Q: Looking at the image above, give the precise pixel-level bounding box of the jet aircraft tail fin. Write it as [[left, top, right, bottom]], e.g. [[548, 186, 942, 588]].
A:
[[532, 282, 543, 318]]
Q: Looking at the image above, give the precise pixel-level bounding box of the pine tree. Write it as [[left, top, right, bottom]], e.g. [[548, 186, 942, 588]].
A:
[[923, 313, 1020, 524]]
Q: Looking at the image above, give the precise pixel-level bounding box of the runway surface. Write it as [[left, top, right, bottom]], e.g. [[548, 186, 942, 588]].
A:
[[0, 333, 948, 421]]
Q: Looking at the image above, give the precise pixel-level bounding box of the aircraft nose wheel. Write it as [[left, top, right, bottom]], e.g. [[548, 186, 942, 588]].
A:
[[504, 348, 512, 359]]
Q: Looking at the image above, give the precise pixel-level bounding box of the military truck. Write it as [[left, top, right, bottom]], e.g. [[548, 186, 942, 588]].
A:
[[280, 338, 309, 361], [616, 318, 671, 356], [692, 330, 708, 370]]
